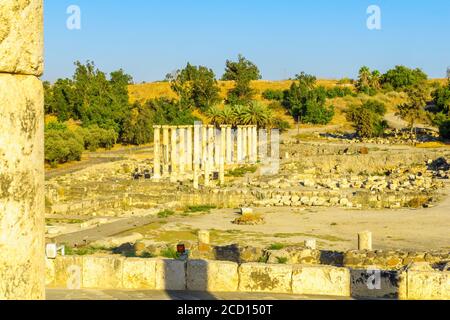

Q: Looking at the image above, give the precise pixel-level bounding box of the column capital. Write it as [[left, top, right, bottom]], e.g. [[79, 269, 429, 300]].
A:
[[153, 125, 162, 129]]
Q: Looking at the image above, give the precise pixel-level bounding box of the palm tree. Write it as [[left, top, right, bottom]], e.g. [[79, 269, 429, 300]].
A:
[[221, 105, 237, 126], [231, 104, 248, 126], [239, 101, 272, 127], [205, 105, 224, 126]]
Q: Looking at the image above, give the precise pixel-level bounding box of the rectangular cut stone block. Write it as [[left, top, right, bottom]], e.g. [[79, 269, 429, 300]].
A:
[[238, 263, 293, 293], [350, 269, 400, 299], [82, 256, 124, 289], [122, 258, 157, 289], [292, 265, 350, 297], [0, 0, 44, 75], [155, 259, 186, 290], [405, 270, 450, 300], [45, 258, 55, 286], [51, 256, 84, 289], [0, 74, 44, 299], [187, 260, 239, 292]]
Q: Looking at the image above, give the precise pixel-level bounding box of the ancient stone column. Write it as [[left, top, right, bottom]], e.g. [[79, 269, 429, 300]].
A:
[[201, 125, 207, 169], [0, 0, 45, 300], [220, 126, 227, 163], [236, 126, 243, 163], [193, 122, 201, 172], [226, 126, 232, 164], [204, 160, 210, 187], [214, 128, 221, 168], [153, 126, 161, 179], [170, 126, 178, 177], [207, 125, 214, 168], [247, 126, 253, 163], [258, 128, 267, 162], [242, 126, 248, 162], [253, 126, 257, 159], [162, 125, 170, 176], [193, 166, 199, 189], [358, 231, 373, 251], [219, 157, 225, 186], [178, 126, 185, 175], [305, 239, 317, 250], [186, 126, 193, 172]]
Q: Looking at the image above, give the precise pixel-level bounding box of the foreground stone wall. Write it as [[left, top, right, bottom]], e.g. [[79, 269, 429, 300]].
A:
[[0, 0, 45, 299], [46, 256, 449, 299]]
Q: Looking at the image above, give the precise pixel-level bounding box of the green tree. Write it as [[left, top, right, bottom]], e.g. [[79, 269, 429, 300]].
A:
[[283, 72, 334, 125], [382, 66, 428, 91], [223, 55, 261, 105], [355, 66, 381, 94], [346, 100, 388, 138], [396, 85, 429, 135], [169, 63, 221, 111]]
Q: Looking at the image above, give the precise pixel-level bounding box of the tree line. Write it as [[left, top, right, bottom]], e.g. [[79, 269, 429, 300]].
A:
[[44, 57, 450, 166]]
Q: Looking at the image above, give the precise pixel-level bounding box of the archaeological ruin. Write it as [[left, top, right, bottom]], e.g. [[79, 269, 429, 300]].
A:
[[0, 0, 45, 299]]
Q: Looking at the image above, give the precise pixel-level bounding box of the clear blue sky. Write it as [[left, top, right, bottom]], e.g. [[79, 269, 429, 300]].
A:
[[43, 0, 450, 83]]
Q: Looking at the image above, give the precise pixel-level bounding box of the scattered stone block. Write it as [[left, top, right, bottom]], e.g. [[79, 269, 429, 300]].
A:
[[122, 258, 157, 289], [82, 256, 125, 289], [238, 263, 293, 293], [292, 265, 350, 297], [187, 260, 239, 292], [155, 259, 186, 290]]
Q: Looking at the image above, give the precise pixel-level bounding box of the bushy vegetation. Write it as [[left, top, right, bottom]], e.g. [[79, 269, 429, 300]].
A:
[[283, 72, 335, 125], [223, 55, 261, 105], [44, 121, 118, 166], [346, 100, 388, 138], [262, 89, 284, 101], [167, 63, 221, 111]]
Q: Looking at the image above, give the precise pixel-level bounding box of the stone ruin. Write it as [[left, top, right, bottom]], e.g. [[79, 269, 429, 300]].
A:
[[0, 0, 45, 299]]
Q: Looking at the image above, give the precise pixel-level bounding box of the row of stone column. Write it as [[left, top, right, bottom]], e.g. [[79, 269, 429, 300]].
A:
[[153, 124, 259, 180]]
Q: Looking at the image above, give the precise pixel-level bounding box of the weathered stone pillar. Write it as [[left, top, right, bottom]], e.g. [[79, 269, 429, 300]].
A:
[[247, 126, 253, 163], [358, 231, 373, 251], [153, 126, 161, 179], [220, 125, 227, 164], [219, 157, 225, 186], [214, 128, 221, 168], [193, 122, 201, 172], [236, 126, 242, 163], [207, 125, 214, 168], [226, 126, 232, 164], [193, 166, 199, 189], [170, 126, 178, 177], [258, 128, 267, 162], [186, 126, 193, 172], [242, 126, 248, 162], [201, 125, 207, 169], [204, 160, 210, 187], [178, 126, 185, 175], [252, 126, 258, 162], [0, 0, 45, 300], [162, 125, 170, 176]]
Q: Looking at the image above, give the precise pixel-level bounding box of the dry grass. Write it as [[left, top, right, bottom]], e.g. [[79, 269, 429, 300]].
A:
[[415, 142, 448, 149], [128, 79, 343, 103]]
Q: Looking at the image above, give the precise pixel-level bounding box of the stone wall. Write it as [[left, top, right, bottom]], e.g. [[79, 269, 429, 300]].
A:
[[0, 0, 45, 300], [44, 255, 449, 299]]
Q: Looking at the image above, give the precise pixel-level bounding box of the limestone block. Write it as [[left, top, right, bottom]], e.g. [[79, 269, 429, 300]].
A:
[[0, 74, 44, 299], [0, 0, 44, 75], [405, 270, 450, 300], [238, 263, 293, 293], [52, 256, 84, 289], [155, 259, 186, 290], [122, 258, 157, 290], [45, 258, 55, 286], [292, 265, 350, 297], [187, 260, 239, 292], [83, 256, 125, 289]]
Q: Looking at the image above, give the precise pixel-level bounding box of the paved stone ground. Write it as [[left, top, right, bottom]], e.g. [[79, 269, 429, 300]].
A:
[[46, 289, 350, 300]]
